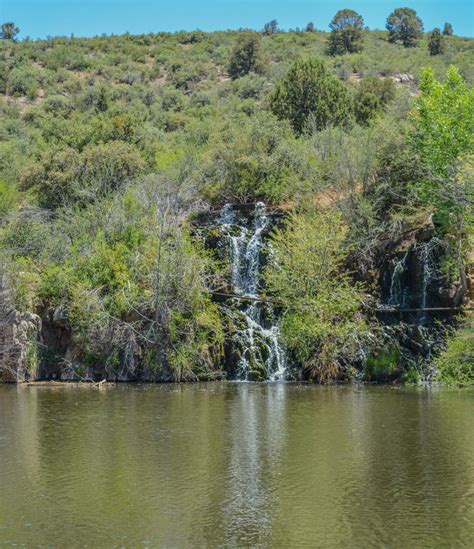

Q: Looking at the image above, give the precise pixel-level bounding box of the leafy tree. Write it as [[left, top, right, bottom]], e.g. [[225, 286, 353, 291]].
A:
[[0, 22, 19, 41], [265, 207, 369, 382], [413, 67, 474, 298], [328, 9, 364, 55], [414, 66, 474, 177], [428, 28, 445, 56], [228, 32, 264, 79], [270, 57, 352, 135], [443, 22, 453, 36], [305, 22, 315, 33], [263, 20, 279, 36], [386, 7, 423, 47]]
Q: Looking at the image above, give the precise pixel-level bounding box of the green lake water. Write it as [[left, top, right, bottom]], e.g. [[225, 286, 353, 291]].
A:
[[0, 383, 473, 547]]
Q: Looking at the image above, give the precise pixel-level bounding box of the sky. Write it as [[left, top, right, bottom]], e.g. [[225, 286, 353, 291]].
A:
[[2, 0, 473, 39]]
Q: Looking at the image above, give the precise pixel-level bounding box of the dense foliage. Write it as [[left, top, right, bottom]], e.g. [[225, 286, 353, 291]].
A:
[[0, 20, 472, 382], [265, 208, 369, 382]]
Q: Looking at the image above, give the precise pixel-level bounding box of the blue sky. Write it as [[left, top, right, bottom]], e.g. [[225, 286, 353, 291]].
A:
[[2, 1, 473, 39]]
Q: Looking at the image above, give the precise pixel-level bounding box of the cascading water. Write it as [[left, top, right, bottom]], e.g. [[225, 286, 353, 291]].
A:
[[219, 203, 286, 381], [416, 237, 441, 323], [388, 251, 410, 307]]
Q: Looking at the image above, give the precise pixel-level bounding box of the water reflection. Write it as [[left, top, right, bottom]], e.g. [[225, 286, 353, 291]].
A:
[[221, 383, 287, 546], [0, 383, 472, 547]]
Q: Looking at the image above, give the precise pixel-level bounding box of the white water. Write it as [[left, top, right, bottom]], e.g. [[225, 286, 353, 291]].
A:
[[388, 251, 409, 307], [387, 239, 441, 319], [219, 203, 286, 381], [417, 238, 441, 323]]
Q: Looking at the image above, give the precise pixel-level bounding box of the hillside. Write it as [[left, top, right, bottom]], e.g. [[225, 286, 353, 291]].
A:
[[0, 27, 473, 384]]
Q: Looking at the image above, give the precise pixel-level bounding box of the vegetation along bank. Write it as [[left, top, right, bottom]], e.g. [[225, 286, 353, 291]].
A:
[[0, 9, 472, 384]]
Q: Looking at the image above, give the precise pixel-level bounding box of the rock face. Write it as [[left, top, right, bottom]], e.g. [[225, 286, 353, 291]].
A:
[[0, 263, 41, 382], [378, 214, 470, 312]]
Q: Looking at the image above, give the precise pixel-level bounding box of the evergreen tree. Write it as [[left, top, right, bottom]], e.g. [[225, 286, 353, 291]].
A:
[[263, 20, 279, 35], [305, 22, 315, 33], [328, 9, 364, 55], [270, 57, 352, 134], [442, 22, 453, 36], [428, 28, 445, 56], [0, 22, 20, 41], [386, 8, 423, 47], [228, 32, 264, 79]]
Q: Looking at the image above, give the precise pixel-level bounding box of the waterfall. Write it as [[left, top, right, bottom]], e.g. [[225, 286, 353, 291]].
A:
[[219, 203, 286, 381], [388, 251, 409, 307], [384, 237, 443, 331], [416, 238, 441, 323]]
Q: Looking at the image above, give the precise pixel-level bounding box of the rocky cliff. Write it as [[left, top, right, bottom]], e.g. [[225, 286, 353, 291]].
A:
[[0, 261, 41, 382]]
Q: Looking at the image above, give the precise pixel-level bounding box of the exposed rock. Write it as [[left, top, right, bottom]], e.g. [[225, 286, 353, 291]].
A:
[[390, 73, 415, 84], [0, 281, 41, 382]]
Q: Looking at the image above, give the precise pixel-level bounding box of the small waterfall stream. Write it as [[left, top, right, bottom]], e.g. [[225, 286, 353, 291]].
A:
[[386, 239, 442, 315], [219, 203, 286, 381], [388, 251, 410, 307], [417, 239, 440, 315]]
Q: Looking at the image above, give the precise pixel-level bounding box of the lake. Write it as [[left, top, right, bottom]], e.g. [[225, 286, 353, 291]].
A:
[[0, 383, 473, 547]]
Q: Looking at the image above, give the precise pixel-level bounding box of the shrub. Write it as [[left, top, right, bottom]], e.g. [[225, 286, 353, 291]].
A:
[[228, 32, 265, 79], [270, 57, 352, 135], [0, 181, 19, 219], [7, 68, 40, 99], [265, 207, 369, 382], [365, 346, 401, 381], [436, 317, 474, 385], [199, 112, 312, 203], [354, 76, 396, 124], [20, 142, 145, 208]]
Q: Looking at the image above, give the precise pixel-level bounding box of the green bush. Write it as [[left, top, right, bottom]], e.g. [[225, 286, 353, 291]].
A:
[[7, 68, 41, 99], [436, 318, 474, 386], [353, 76, 396, 124], [0, 181, 19, 219], [265, 207, 369, 382], [20, 142, 145, 208], [228, 32, 265, 79], [270, 57, 352, 134], [365, 346, 401, 381]]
